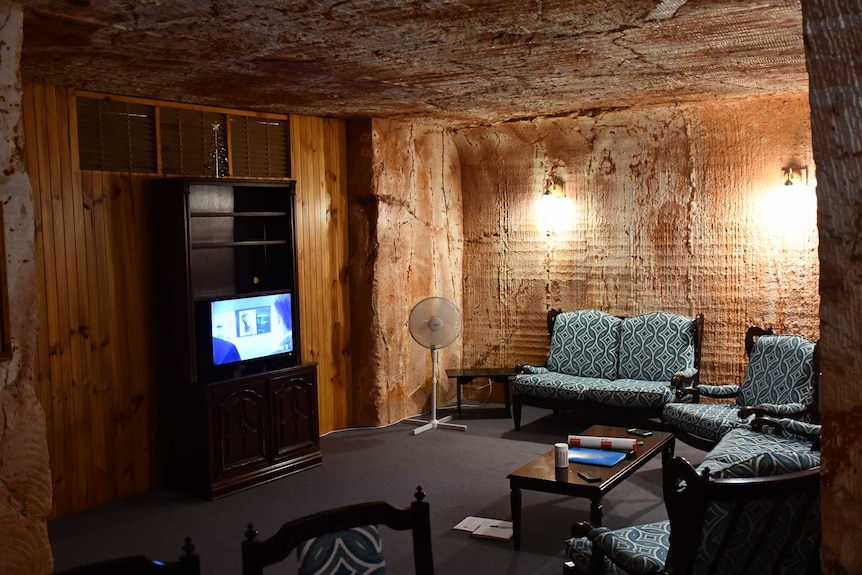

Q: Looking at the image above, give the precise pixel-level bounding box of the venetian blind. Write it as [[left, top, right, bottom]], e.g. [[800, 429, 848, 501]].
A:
[[76, 97, 157, 172], [160, 108, 227, 177], [229, 116, 290, 178]]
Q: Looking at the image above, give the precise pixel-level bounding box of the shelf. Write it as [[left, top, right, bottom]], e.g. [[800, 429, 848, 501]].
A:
[[190, 211, 288, 218], [191, 240, 288, 249]]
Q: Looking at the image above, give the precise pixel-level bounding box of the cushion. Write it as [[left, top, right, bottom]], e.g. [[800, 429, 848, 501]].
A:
[[547, 310, 621, 379], [512, 373, 601, 402], [617, 312, 695, 381], [696, 427, 821, 478], [738, 334, 816, 407], [586, 379, 676, 409], [297, 525, 386, 575], [589, 522, 670, 575], [661, 402, 750, 443]]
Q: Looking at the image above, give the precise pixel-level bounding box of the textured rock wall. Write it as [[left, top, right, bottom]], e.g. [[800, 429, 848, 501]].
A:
[[453, 93, 819, 387], [803, 0, 862, 570], [0, 2, 53, 573], [349, 119, 463, 426]]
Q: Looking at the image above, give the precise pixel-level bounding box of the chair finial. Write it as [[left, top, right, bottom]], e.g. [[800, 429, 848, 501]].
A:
[[245, 523, 258, 541], [414, 485, 426, 502], [182, 536, 196, 557]]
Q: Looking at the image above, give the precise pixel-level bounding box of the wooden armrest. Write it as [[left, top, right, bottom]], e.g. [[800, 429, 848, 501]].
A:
[[674, 385, 700, 402]]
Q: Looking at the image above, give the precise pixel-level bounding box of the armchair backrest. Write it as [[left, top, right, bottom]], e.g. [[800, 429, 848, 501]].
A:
[[617, 312, 700, 381], [242, 486, 433, 575], [663, 456, 820, 574], [738, 332, 818, 408], [546, 309, 621, 379]]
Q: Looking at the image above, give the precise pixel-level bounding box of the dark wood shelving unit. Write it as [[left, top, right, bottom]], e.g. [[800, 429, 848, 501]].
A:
[[149, 177, 321, 499]]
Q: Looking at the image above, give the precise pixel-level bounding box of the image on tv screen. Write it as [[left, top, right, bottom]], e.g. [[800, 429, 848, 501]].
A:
[[211, 293, 293, 365]]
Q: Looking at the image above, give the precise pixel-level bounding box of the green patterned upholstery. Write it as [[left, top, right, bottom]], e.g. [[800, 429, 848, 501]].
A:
[[547, 310, 621, 378], [513, 310, 699, 424], [584, 379, 676, 409], [661, 333, 817, 447], [297, 526, 386, 575], [617, 312, 696, 381], [565, 451, 820, 575], [738, 335, 816, 407]]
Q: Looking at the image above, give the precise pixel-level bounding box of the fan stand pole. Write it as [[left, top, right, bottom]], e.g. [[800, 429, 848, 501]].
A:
[[404, 348, 467, 435]]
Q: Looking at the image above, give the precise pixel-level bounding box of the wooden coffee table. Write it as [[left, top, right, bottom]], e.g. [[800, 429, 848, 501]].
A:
[[507, 424, 674, 551], [446, 367, 517, 418]]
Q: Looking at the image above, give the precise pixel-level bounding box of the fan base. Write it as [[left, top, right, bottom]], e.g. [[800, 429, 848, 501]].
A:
[[403, 414, 467, 435]]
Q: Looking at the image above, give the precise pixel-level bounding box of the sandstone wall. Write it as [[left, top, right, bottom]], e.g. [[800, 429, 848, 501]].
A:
[[453, 93, 819, 387], [803, 0, 862, 570], [349, 120, 463, 426], [0, 2, 52, 573]]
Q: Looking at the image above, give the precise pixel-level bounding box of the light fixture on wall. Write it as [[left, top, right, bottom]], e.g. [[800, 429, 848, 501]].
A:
[[783, 166, 808, 186], [543, 175, 563, 197]]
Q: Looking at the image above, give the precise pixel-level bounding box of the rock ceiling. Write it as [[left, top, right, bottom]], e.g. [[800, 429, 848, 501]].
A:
[[20, 0, 807, 126]]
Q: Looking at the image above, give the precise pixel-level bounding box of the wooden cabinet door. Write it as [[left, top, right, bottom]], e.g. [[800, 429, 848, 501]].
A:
[[269, 365, 319, 459], [210, 380, 268, 476]]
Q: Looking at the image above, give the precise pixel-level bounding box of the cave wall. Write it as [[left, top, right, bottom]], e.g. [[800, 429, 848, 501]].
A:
[[349, 119, 463, 426], [453, 92, 819, 387], [803, 0, 862, 570], [0, 2, 52, 573]]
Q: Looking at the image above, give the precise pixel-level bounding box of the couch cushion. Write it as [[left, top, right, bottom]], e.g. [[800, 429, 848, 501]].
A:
[[661, 402, 750, 443], [547, 310, 621, 379], [617, 312, 695, 382], [586, 379, 676, 409], [696, 427, 821, 478], [738, 334, 816, 407], [297, 525, 385, 575], [512, 373, 602, 402], [589, 522, 670, 575]]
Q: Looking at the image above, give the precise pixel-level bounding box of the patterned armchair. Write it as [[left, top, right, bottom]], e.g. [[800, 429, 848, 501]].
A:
[[512, 309, 703, 430], [564, 444, 821, 575], [242, 486, 433, 575], [661, 326, 818, 450]]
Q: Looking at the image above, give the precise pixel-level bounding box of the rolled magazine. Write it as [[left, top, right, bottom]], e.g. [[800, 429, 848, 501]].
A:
[[568, 434, 637, 452]]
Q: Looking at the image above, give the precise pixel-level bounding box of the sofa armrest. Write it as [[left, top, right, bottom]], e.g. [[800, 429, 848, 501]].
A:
[[674, 384, 700, 402], [738, 402, 809, 420], [515, 363, 549, 374], [670, 368, 699, 400]]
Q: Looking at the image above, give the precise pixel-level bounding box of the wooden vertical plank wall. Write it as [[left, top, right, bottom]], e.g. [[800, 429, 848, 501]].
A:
[[290, 115, 353, 434], [23, 84, 352, 517]]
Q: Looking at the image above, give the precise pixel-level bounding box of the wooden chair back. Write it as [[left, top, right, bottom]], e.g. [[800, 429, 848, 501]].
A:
[[242, 486, 433, 575]]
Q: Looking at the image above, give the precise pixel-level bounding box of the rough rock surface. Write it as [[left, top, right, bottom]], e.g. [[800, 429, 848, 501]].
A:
[[803, 0, 862, 570], [18, 0, 808, 126], [0, 3, 53, 573]]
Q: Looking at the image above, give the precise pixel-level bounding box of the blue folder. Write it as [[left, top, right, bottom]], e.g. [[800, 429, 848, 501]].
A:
[[568, 447, 626, 467]]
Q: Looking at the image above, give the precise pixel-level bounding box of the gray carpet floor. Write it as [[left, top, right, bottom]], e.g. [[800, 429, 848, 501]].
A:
[[49, 404, 707, 574]]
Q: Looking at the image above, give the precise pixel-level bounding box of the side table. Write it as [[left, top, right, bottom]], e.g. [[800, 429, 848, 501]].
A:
[[445, 367, 518, 418]]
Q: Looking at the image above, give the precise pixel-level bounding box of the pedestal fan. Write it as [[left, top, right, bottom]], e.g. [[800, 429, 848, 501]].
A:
[[404, 296, 467, 435]]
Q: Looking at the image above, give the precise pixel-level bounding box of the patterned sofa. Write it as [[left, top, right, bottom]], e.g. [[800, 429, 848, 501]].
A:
[[661, 326, 819, 450], [511, 309, 704, 431], [564, 418, 822, 574]]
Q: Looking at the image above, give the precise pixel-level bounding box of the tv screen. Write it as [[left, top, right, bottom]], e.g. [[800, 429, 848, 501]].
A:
[[210, 292, 294, 366]]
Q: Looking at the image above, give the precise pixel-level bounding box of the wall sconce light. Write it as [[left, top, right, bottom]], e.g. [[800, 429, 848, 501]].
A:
[[543, 175, 563, 197], [783, 166, 808, 186]]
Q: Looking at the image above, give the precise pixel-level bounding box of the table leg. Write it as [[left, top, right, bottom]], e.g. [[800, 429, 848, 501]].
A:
[[510, 486, 522, 551], [590, 497, 603, 526], [456, 377, 464, 417]]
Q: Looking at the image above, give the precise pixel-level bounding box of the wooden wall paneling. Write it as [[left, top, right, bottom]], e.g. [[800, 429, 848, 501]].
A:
[[290, 114, 352, 434], [55, 85, 94, 513], [24, 82, 66, 516], [79, 170, 112, 508], [42, 84, 75, 517], [323, 118, 351, 429]]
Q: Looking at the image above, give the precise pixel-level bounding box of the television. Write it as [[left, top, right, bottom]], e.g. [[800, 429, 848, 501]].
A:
[[194, 291, 298, 382]]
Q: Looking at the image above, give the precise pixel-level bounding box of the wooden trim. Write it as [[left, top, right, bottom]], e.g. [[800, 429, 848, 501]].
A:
[[73, 90, 290, 120]]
